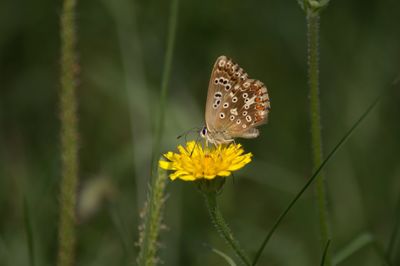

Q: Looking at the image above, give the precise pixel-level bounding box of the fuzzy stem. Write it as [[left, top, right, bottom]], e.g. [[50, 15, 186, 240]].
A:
[[203, 192, 251, 266], [137, 168, 168, 266], [307, 11, 332, 266], [57, 0, 79, 265]]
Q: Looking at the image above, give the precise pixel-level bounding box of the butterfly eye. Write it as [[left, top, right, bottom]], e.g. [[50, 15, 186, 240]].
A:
[[200, 127, 207, 137]]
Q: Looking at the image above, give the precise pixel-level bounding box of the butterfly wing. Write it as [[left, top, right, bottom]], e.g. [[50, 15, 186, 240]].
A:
[[205, 56, 270, 141]]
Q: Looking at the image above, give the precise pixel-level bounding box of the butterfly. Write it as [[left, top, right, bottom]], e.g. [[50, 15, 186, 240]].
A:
[[200, 55, 271, 145]]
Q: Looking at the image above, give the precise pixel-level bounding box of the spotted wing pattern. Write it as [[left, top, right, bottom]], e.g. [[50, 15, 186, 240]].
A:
[[205, 55, 270, 143]]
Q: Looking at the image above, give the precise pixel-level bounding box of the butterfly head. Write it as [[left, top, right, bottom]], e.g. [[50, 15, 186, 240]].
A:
[[199, 125, 235, 145], [200, 126, 208, 139]]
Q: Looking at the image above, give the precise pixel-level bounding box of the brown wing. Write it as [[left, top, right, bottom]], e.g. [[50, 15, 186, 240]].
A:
[[205, 55, 270, 139]]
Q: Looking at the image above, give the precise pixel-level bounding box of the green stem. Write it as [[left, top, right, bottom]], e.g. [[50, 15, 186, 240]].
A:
[[57, 0, 79, 265], [307, 12, 332, 266], [320, 240, 331, 266], [151, 0, 179, 172], [203, 192, 251, 266], [137, 168, 169, 266]]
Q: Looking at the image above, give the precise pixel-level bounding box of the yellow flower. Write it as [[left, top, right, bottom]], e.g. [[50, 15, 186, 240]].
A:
[[159, 141, 252, 181]]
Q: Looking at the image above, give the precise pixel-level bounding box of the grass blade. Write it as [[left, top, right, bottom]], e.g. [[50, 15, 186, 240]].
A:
[[151, 0, 179, 173], [23, 197, 35, 266], [209, 246, 237, 266], [320, 240, 331, 266], [333, 232, 391, 266], [333, 233, 373, 265], [251, 80, 398, 266]]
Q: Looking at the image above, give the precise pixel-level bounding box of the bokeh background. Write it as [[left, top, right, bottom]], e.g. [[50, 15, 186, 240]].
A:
[[1, 0, 400, 265]]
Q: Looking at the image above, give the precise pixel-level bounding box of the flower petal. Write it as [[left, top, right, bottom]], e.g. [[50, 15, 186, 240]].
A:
[[158, 141, 252, 181]]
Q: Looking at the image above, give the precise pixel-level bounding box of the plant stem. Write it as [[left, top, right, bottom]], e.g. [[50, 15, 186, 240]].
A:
[[152, 0, 179, 173], [137, 168, 168, 266], [137, 0, 179, 263], [203, 192, 251, 266], [57, 0, 79, 265], [307, 12, 332, 266]]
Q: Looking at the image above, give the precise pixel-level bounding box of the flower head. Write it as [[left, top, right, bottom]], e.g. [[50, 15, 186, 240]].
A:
[[159, 141, 252, 181]]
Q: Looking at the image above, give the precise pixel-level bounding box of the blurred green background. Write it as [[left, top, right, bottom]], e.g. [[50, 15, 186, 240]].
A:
[[1, 0, 400, 265]]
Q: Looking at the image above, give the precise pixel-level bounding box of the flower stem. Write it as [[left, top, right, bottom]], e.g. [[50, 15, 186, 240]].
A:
[[203, 192, 251, 266], [307, 10, 332, 266], [57, 0, 79, 264]]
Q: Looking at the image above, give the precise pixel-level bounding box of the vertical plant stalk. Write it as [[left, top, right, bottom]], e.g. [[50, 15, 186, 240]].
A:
[[137, 168, 168, 266], [307, 10, 332, 266], [151, 0, 179, 172], [137, 0, 178, 263], [203, 192, 251, 266], [57, 0, 79, 265]]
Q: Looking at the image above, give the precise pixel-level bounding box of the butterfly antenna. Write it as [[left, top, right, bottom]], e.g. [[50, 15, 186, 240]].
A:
[[177, 127, 201, 139]]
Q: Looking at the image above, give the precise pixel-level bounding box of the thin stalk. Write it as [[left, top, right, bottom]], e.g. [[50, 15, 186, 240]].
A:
[[151, 0, 179, 173], [137, 168, 168, 266], [203, 192, 251, 266], [320, 240, 331, 266], [307, 12, 332, 265], [57, 0, 79, 264]]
